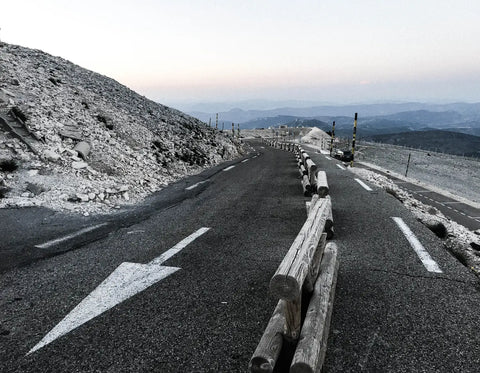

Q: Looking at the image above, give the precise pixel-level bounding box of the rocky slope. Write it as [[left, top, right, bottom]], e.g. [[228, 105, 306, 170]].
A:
[[0, 42, 245, 214]]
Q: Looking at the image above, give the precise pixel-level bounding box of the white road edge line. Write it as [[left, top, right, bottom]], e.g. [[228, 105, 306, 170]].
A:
[[336, 164, 346, 170], [223, 165, 236, 171], [28, 227, 211, 355], [392, 217, 442, 273], [354, 178, 373, 192], [241, 159, 249, 163], [35, 223, 109, 249]]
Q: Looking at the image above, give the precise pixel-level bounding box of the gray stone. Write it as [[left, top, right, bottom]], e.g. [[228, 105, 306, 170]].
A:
[[44, 149, 60, 162], [72, 161, 88, 169], [26, 182, 46, 196]]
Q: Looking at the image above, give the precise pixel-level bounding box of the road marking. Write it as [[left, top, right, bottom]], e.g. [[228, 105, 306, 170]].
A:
[[149, 227, 210, 266], [35, 223, 109, 249], [185, 180, 209, 191], [354, 178, 373, 192], [223, 165, 236, 171], [241, 159, 249, 163], [324, 156, 332, 160], [440, 201, 463, 204], [392, 217, 442, 273], [336, 164, 346, 170], [28, 227, 211, 355], [127, 230, 145, 234]]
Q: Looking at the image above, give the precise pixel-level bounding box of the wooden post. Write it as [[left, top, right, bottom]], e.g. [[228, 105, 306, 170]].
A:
[[284, 296, 302, 341]]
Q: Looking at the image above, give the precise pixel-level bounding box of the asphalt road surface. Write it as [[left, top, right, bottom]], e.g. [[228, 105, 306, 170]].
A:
[[1, 140, 480, 372]]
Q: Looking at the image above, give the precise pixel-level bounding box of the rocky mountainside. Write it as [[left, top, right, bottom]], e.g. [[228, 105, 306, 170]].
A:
[[0, 42, 245, 214]]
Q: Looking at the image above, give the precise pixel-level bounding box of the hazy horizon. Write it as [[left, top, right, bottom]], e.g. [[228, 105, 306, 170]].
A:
[[2, 1, 480, 107]]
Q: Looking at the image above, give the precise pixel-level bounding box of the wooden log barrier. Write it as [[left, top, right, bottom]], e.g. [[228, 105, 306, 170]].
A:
[[301, 151, 310, 165], [325, 207, 334, 239], [303, 233, 327, 294], [269, 196, 332, 301], [248, 300, 286, 373], [305, 159, 317, 187], [316, 171, 329, 197], [302, 175, 311, 197], [300, 164, 308, 176], [290, 242, 339, 373]]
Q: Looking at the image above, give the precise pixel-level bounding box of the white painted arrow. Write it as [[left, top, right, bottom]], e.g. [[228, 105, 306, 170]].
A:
[[28, 227, 210, 355]]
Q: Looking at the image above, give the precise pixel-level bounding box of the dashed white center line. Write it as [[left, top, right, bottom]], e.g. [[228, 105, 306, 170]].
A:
[[185, 180, 209, 191], [392, 217, 442, 273], [223, 165, 236, 171], [354, 178, 373, 192], [241, 159, 249, 163], [324, 156, 332, 161], [336, 164, 346, 170], [35, 223, 109, 249]]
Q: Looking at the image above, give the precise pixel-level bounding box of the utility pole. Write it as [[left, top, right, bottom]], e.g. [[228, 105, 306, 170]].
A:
[[208, 118, 211, 127], [351, 113, 358, 167]]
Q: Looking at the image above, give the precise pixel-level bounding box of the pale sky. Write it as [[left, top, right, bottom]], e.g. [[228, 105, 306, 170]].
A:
[[1, 0, 480, 106]]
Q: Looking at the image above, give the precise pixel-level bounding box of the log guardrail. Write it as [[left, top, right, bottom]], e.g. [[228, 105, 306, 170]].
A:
[[249, 141, 339, 373]]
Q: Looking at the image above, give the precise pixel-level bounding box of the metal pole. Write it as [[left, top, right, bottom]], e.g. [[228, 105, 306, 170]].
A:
[[405, 153, 411, 177], [350, 113, 358, 167], [232, 123, 235, 137], [330, 121, 336, 156], [215, 113, 218, 130]]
